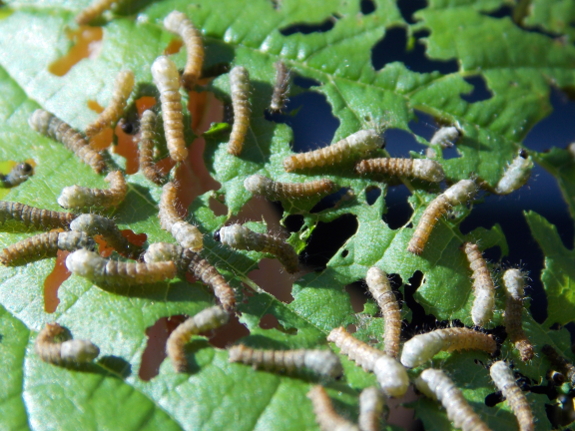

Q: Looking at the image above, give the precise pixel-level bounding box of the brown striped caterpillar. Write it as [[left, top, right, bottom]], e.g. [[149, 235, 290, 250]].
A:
[[244, 174, 336, 201], [66, 249, 177, 287], [75, 0, 116, 24], [464, 242, 496, 327], [228, 345, 343, 379], [215, 224, 299, 273], [138, 110, 165, 185], [407, 179, 478, 255], [35, 322, 100, 365], [166, 306, 229, 372], [0, 201, 77, 230], [400, 327, 496, 368], [494, 150, 533, 195], [159, 182, 203, 251], [57, 170, 127, 209], [542, 345, 575, 387], [283, 129, 383, 172], [430, 126, 461, 148], [358, 387, 385, 431], [228, 66, 251, 156], [365, 267, 401, 359], [143, 242, 236, 311], [29, 109, 106, 174], [503, 269, 534, 362], [151, 56, 188, 162], [489, 361, 534, 431], [355, 158, 445, 182], [415, 369, 490, 431], [307, 386, 360, 431], [269, 61, 290, 113], [0, 230, 95, 266], [1, 162, 33, 188], [163, 11, 204, 90], [327, 327, 409, 397]]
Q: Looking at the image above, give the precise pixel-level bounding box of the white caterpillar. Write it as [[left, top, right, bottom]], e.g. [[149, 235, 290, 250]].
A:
[[356, 158, 445, 182], [57, 171, 127, 209], [159, 182, 203, 251], [464, 242, 496, 327], [494, 150, 533, 195], [307, 385, 360, 431], [228, 66, 251, 156], [244, 174, 336, 201], [430, 126, 460, 148], [358, 387, 385, 431], [35, 322, 99, 365], [502, 268, 534, 361]]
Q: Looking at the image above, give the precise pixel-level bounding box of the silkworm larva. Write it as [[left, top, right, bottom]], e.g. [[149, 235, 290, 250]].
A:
[[35, 322, 99, 365], [327, 327, 409, 397], [159, 182, 203, 251], [365, 267, 401, 359], [415, 369, 490, 431], [430, 126, 460, 148], [75, 0, 116, 24], [57, 170, 127, 209], [228, 345, 343, 379], [0, 201, 77, 230], [358, 387, 385, 431], [151, 56, 188, 162], [542, 345, 575, 386], [228, 66, 251, 156], [407, 179, 478, 255], [270, 61, 290, 113], [490, 361, 534, 431], [215, 224, 299, 273], [503, 269, 534, 362], [400, 327, 496, 368], [166, 306, 229, 372], [28, 109, 106, 174], [1, 162, 33, 188], [244, 174, 337, 201], [0, 230, 96, 266], [283, 129, 383, 172], [494, 150, 533, 195], [356, 158, 445, 182], [307, 385, 360, 431], [463, 242, 496, 327], [138, 110, 165, 185], [143, 242, 236, 311], [163, 11, 204, 90]]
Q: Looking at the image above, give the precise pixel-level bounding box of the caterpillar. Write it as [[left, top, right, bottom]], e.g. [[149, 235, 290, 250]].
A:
[[355, 158, 445, 183], [138, 110, 165, 185], [494, 150, 533, 195], [430, 126, 460, 148], [57, 170, 127, 209], [228, 66, 251, 156], [159, 182, 203, 251], [283, 129, 383, 172], [244, 174, 337, 201], [307, 386, 360, 431], [464, 242, 496, 327], [541, 344, 575, 387], [28, 109, 106, 174], [75, 0, 116, 25], [35, 322, 100, 366], [400, 327, 496, 368], [503, 269, 534, 362], [0, 201, 77, 230], [143, 242, 236, 311], [166, 306, 229, 372], [407, 179, 478, 255], [269, 61, 290, 113], [0, 230, 96, 266], [163, 11, 204, 90], [215, 224, 299, 274], [227, 345, 343, 379], [365, 267, 401, 359], [151, 56, 188, 162], [415, 368, 490, 431], [358, 387, 385, 431], [1, 162, 33, 188], [489, 361, 534, 431], [327, 327, 409, 398]]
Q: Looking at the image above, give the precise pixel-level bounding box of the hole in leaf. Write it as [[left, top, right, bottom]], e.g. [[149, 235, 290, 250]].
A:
[[383, 185, 412, 230], [345, 281, 367, 313], [164, 38, 183, 55], [384, 127, 424, 157], [96, 229, 146, 258], [460, 75, 493, 103], [293, 76, 321, 89], [279, 14, 339, 36], [396, 0, 427, 24], [408, 109, 439, 141], [209, 196, 228, 216], [112, 122, 139, 174], [283, 214, 304, 232], [310, 187, 348, 213], [43, 250, 71, 313], [360, 0, 376, 15], [259, 313, 280, 329], [248, 258, 295, 303], [366, 186, 381, 205], [48, 26, 102, 76], [208, 312, 250, 348]]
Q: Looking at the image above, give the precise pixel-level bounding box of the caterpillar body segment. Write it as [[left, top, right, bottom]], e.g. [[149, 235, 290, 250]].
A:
[[159, 182, 203, 251], [503, 269, 534, 362], [57, 171, 127, 209], [35, 322, 99, 365], [494, 151, 533, 195], [244, 174, 337, 201], [228, 66, 251, 156], [1, 162, 33, 187], [75, 0, 116, 24], [464, 242, 496, 327], [138, 110, 165, 185], [307, 386, 360, 431], [430, 126, 460, 148], [542, 345, 575, 386], [358, 387, 385, 431], [356, 158, 445, 183], [270, 61, 290, 113], [0, 201, 77, 230]]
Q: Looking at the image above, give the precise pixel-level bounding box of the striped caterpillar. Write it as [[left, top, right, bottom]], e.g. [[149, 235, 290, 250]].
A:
[[57, 170, 127, 209], [28, 109, 106, 174], [269, 61, 290, 113], [430, 126, 461, 148], [464, 242, 496, 327], [307, 386, 359, 431], [151, 56, 188, 162], [228, 66, 251, 156], [166, 306, 229, 372], [494, 150, 533, 195], [228, 345, 343, 379], [365, 267, 401, 359], [541, 344, 575, 387], [0, 230, 95, 266], [138, 110, 165, 185], [356, 158, 445, 182], [415, 368, 490, 431], [400, 327, 496, 368], [1, 162, 33, 188], [327, 326, 409, 397], [159, 182, 203, 251], [163, 11, 204, 90], [0, 201, 77, 230], [215, 224, 299, 274], [359, 387, 385, 431], [85, 70, 135, 137], [143, 242, 236, 311], [75, 0, 116, 24], [283, 129, 383, 172], [503, 269, 534, 362], [244, 174, 337, 201], [407, 179, 478, 255], [489, 361, 534, 431], [35, 322, 100, 365]]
